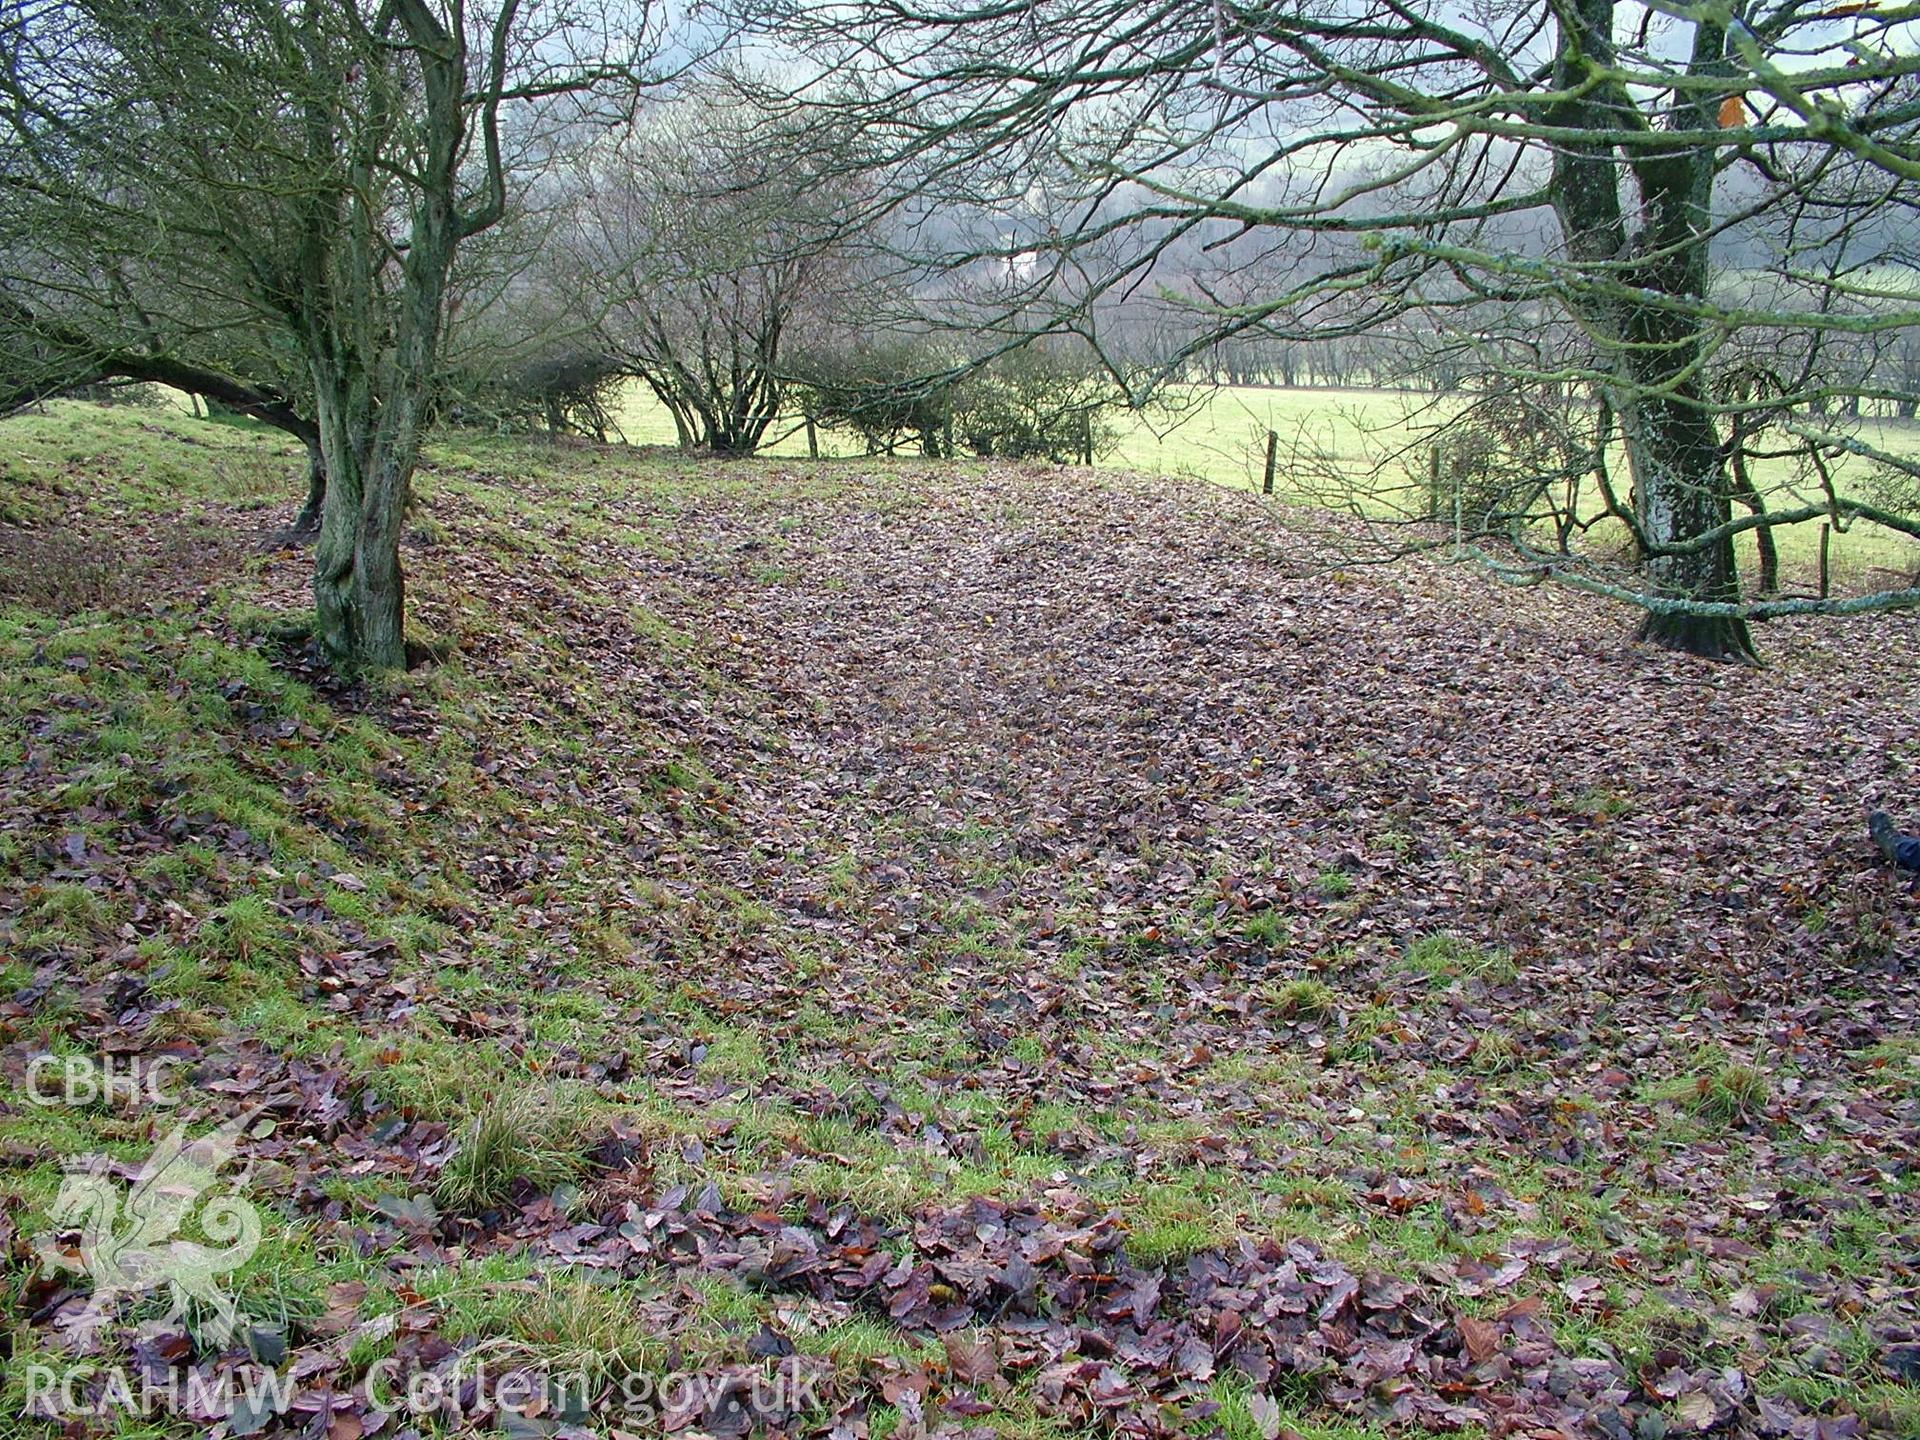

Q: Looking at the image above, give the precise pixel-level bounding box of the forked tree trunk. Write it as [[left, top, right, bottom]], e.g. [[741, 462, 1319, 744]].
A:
[[305, 158, 455, 671], [1608, 164, 1758, 661], [311, 365, 414, 671]]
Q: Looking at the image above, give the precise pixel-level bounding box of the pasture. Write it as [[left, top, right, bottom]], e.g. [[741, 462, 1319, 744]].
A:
[[613, 382, 1920, 594]]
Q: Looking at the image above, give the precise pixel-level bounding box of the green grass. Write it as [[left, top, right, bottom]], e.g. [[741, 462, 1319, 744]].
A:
[[1265, 977, 1338, 1020], [1314, 866, 1353, 899], [0, 397, 299, 521], [1397, 933, 1517, 985], [1469, 1029, 1523, 1074], [505, 1272, 665, 1383], [198, 895, 294, 968], [1654, 1051, 1775, 1126], [793, 1317, 944, 1370], [435, 1088, 590, 1214]]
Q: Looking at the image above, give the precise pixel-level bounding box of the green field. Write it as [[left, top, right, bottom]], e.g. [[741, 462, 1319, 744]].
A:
[[614, 381, 1920, 593], [609, 379, 1417, 477]]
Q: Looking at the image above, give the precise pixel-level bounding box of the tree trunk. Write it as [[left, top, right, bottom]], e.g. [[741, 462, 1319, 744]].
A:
[[290, 440, 326, 539], [1545, 0, 1755, 663], [1622, 389, 1756, 662], [1639, 605, 1754, 659], [304, 102, 457, 674], [1610, 269, 1757, 660], [313, 448, 409, 670], [311, 366, 411, 671]]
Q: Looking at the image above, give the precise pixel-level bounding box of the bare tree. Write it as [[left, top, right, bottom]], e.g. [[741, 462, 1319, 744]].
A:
[[0, 0, 656, 668], [562, 94, 862, 455], [735, 0, 1920, 660]]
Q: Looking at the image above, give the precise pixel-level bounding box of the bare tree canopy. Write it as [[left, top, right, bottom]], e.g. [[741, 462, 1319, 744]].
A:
[[729, 0, 1920, 660], [539, 90, 874, 454]]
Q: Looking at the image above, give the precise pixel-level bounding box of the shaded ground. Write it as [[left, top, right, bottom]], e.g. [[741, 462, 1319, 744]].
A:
[[3, 403, 1919, 1440]]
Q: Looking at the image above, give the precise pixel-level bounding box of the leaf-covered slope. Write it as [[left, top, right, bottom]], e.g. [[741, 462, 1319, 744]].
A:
[[3, 404, 1919, 1438]]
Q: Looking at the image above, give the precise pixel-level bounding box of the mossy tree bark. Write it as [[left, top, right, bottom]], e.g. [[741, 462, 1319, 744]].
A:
[[1547, 0, 1756, 663], [297, 0, 494, 670]]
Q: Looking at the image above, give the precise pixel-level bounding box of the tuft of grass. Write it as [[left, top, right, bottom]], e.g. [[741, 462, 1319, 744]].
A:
[[1127, 1216, 1217, 1267], [199, 894, 287, 966], [1323, 1002, 1401, 1063], [1573, 786, 1634, 819], [1117, 1174, 1251, 1267], [698, 1027, 772, 1084], [1241, 909, 1291, 950], [509, 1272, 661, 1383], [20, 881, 110, 946], [794, 1317, 943, 1371], [1315, 867, 1353, 899], [1009, 1034, 1048, 1065], [641, 755, 708, 796], [1684, 1058, 1773, 1125], [1267, 977, 1338, 1021], [436, 1088, 588, 1213], [1469, 1029, 1522, 1074], [1398, 933, 1516, 984]]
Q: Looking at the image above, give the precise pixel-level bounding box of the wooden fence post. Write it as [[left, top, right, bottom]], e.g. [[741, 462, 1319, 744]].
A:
[[805, 417, 819, 459], [1262, 429, 1278, 495], [1819, 523, 1831, 598]]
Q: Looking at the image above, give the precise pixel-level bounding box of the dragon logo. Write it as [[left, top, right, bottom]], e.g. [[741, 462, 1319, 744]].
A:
[[35, 1111, 264, 1344]]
